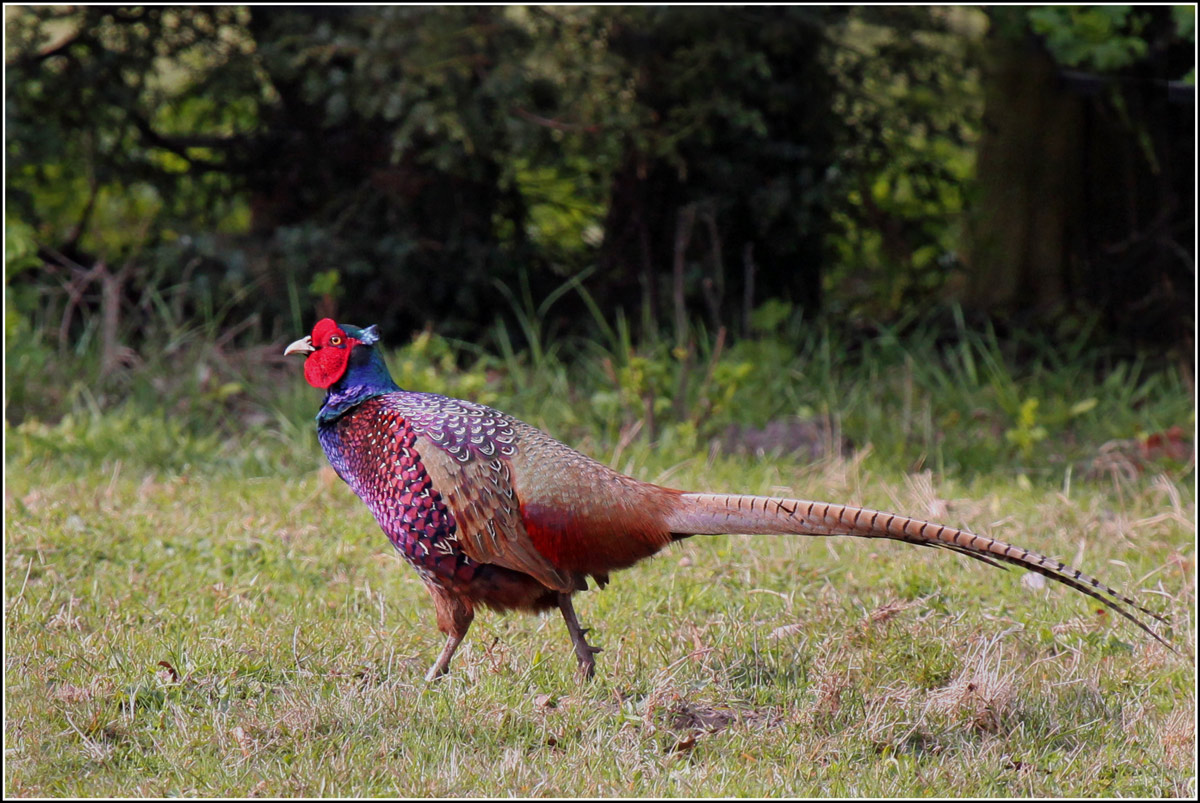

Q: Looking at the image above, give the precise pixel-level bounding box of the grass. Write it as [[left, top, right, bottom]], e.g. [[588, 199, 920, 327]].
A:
[[4, 315, 1195, 796]]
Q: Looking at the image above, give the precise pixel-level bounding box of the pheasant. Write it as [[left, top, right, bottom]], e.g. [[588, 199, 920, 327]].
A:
[[285, 318, 1171, 680]]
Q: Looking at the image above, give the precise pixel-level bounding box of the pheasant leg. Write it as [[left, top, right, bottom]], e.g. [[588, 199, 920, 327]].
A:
[[424, 582, 474, 681], [557, 593, 602, 679], [425, 632, 465, 681]]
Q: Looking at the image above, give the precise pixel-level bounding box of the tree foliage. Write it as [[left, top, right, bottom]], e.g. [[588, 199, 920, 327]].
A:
[[4, 5, 1192, 358]]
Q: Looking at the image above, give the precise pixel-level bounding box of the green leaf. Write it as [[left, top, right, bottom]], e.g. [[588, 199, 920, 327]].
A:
[[1069, 398, 1098, 417]]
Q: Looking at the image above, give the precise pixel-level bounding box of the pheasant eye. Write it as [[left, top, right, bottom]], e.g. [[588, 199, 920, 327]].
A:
[[330, 335, 343, 346]]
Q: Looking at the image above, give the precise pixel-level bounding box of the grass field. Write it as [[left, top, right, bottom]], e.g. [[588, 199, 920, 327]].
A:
[[4, 322, 1196, 796]]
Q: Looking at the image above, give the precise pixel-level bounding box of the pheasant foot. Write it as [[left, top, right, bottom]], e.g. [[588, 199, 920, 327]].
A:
[[557, 593, 602, 679]]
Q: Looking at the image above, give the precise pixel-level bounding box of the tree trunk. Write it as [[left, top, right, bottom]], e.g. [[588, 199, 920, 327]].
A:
[[967, 36, 1084, 315], [967, 20, 1194, 348]]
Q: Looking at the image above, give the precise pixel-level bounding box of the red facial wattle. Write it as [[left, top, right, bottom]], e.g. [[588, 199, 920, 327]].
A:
[[303, 318, 360, 389]]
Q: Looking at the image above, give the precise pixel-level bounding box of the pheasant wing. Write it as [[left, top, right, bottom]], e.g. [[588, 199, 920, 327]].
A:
[[416, 437, 582, 592], [395, 394, 582, 593]]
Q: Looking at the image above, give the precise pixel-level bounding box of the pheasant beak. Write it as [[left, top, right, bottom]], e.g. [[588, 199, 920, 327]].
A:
[[284, 335, 315, 357]]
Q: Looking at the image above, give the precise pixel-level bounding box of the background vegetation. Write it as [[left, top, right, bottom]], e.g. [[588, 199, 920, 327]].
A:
[[5, 5, 1195, 797], [6, 6, 1194, 365]]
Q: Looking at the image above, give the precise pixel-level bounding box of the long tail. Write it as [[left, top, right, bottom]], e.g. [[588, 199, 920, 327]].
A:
[[664, 492, 1173, 650]]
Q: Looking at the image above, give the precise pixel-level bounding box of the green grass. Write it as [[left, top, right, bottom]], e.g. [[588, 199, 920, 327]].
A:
[[4, 319, 1195, 796]]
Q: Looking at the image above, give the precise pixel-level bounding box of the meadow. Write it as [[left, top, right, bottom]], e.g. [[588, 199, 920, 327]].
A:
[[5, 316, 1195, 796]]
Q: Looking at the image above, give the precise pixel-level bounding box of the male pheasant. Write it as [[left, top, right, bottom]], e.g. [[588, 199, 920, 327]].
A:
[[286, 318, 1171, 680]]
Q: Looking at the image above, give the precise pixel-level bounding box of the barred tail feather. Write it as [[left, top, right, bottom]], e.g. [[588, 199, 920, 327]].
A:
[[665, 492, 1173, 651]]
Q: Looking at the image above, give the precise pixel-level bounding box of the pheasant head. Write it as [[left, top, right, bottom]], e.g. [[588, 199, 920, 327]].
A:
[[285, 318, 399, 421]]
